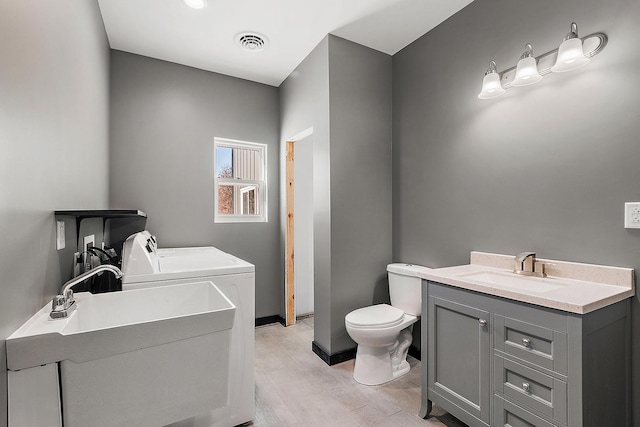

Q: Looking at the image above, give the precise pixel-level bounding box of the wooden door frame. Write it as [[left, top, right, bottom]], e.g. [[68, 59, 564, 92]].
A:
[[285, 127, 313, 327], [285, 140, 295, 326]]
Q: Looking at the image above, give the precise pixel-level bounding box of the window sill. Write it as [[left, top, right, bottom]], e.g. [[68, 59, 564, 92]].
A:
[[214, 215, 267, 224]]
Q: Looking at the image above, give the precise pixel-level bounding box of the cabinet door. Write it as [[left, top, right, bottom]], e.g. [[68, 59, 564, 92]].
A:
[[428, 296, 491, 425]]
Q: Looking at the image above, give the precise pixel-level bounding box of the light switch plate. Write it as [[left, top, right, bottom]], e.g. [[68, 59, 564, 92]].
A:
[[624, 202, 640, 228]]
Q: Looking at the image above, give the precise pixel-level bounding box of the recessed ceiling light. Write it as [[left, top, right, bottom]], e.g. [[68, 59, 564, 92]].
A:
[[235, 32, 269, 53], [184, 0, 207, 9]]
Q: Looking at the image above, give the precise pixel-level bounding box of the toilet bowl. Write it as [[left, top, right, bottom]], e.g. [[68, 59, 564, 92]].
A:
[[345, 263, 427, 386]]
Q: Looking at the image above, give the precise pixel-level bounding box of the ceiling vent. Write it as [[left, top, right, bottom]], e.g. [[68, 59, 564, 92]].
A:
[[236, 33, 268, 52]]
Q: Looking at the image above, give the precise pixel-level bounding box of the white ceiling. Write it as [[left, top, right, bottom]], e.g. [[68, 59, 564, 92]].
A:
[[98, 0, 473, 87]]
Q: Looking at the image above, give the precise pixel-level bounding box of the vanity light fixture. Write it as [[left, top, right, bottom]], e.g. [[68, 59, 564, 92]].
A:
[[477, 61, 506, 99], [551, 22, 589, 72], [184, 0, 207, 9], [511, 44, 542, 86], [477, 22, 607, 100]]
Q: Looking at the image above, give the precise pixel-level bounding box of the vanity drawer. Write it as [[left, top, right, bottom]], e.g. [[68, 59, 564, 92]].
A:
[[494, 315, 567, 375], [494, 356, 567, 425], [494, 395, 559, 427]]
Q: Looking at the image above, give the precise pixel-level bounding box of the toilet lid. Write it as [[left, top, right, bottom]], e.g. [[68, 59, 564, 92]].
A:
[[345, 304, 404, 328]]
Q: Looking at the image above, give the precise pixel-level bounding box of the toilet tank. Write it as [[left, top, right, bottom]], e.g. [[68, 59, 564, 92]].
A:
[[387, 263, 430, 316]]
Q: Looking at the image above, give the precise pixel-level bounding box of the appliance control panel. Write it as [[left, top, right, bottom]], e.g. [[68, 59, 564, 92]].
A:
[[121, 231, 160, 275]]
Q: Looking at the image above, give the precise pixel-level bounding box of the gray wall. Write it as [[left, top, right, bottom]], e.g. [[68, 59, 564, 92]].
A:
[[108, 51, 282, 318], [0, 0, 110, 423], [279, 37, 332, 349], [392, 0, 640, 422], [328, 36, 393, 353], [280, 36, 392, 354]]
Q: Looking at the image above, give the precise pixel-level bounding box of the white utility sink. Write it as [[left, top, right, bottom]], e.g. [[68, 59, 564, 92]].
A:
[[456, 271, 566, 293], [7, 281, 236, 427]]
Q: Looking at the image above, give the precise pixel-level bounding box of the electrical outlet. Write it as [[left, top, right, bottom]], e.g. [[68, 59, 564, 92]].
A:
[[624, 202, 640, 228], [83, 234, 95, 272], [56, 221, 65, 250], [74, 252, 81, 277]]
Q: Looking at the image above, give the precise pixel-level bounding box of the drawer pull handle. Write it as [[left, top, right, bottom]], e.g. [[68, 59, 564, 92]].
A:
[[522, 338, 531, 348], [479, 319, 487, 327], [522, 382, 531, 393]]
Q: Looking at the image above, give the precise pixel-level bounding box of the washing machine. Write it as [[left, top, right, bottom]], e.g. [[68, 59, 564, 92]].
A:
[[121, 231, 255, 427]]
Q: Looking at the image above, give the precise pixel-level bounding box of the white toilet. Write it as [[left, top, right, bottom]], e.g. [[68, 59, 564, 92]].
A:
[[345, 263, 426, 386]]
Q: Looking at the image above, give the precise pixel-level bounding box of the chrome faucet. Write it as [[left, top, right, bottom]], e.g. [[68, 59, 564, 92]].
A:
[[513, 252, 546, 278], [51, 265, 123, 319]]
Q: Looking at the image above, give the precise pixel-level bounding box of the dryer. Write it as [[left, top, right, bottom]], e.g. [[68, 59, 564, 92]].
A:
[[121, 231, 255, 427]]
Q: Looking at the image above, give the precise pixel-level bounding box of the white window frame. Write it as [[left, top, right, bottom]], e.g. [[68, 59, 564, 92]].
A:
[[214, 137, 268, 223]]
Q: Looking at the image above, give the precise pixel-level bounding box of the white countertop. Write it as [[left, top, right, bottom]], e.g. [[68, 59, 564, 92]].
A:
[[418, 252, 635, 314]]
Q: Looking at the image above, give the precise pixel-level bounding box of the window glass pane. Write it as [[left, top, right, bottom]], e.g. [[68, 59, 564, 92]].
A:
[[217, 184, 260, 216], [231, 147, 263, 180], [216, 146, 233, 179], [240, 186, 257, 215], [218, 184, 235, 215]]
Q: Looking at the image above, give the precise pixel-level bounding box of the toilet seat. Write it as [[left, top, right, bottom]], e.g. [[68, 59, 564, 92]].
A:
[[345, 304, 404, 329]]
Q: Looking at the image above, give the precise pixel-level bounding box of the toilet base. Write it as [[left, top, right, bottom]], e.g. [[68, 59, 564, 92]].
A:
[[352, 346, 411, 386], [394, 359, 410, 378]]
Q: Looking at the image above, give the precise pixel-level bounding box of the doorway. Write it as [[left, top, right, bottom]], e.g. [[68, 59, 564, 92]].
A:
[[293, 135, 314, 318], [285, 128, 314, 326]]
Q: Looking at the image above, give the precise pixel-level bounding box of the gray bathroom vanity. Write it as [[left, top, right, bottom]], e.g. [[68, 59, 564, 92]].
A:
[[417, 252, 634, 427]]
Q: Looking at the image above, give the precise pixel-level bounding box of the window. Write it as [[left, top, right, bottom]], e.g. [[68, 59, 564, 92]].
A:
[[214, 138, 267, 223]]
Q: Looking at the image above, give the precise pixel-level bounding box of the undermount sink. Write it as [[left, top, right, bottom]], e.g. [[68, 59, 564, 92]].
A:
[[7, 280, 236, 427], [456, 271, 566, 293]]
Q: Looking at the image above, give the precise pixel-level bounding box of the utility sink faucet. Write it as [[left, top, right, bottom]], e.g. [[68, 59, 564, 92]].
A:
[[51, 265, 123, 319], [513, 252, 546, 278]]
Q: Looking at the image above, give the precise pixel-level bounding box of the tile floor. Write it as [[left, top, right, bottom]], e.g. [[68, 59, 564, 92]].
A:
[[252, 317, 467, 427]]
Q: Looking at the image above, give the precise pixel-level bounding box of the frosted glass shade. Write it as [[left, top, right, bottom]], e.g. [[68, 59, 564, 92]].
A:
[[551, 38, 590, 72], [511, 56, 543, 86], [184, 0, 207, 9], [478, 73, 505, 99]]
